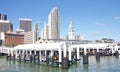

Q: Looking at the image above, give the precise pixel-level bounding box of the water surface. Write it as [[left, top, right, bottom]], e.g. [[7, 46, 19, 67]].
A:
[[0, 56, 120, 72]]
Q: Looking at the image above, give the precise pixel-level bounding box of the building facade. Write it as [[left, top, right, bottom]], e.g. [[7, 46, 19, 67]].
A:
[[0, 14, 7, 20], [0, 20, 13, 33], [24, 31, 33, 44], [1, 32, 24, 47], [41, 7, 60, 39], [41, 22, 49, 39], [24, 23, 38, 44], [48, 7, 60, 39], [68, 21, 75, 40], [19, 18, 32, 32]]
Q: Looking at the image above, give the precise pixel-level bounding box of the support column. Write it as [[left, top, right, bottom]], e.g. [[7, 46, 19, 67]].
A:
[[34, 50, 36, 63], [114, 45, 119, 56], [39, 50, 41, 62], [29, 50, 31, 55], [11, 49, 13, 57], [63, 43, 67, 58], [13, 50, 16, 60], [112, 46, 115, 55], [18, 50, 21, 61], [59, 47, 62, 68], [77, 47, 80, 61], [34, 50, 36, 55], [83, 47, 88, 64], [23, 50, 26, 61], [50, 50, 54, 66], [69, 47, 72, 63], [45, 50, 47, 57], [15, 50, 18, 59], [7, 49, 11, 60]]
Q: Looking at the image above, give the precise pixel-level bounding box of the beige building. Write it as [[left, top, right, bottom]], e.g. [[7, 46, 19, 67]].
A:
[[48, 7, 60, 39], [41, 7, 60, 39], [41, 22, 49, 39], [24, 23, 38, 44]]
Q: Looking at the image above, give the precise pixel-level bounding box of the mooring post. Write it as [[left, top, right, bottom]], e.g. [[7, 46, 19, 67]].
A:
[[62, 43, 69, 69], [95, 47, 100, 59], [83, 47, 88, 64]]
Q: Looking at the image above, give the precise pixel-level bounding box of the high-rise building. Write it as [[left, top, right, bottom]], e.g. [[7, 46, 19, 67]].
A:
[[0, 20, 13, 32], [48, 7, 60, 39], [24, 23, 38, 44], [41, 22, 49, 39], [33, 23, 39, 43], [0, 14, 7, 20], [19, 18, 32, 32], [41, 7, 60, 39]]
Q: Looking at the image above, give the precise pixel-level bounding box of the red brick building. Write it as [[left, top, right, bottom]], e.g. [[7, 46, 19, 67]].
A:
[[1, 32, 24, 47]]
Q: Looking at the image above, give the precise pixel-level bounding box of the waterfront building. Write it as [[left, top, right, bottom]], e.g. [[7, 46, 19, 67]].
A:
[[0, 14, 7, 20], [68, 21, 75, 40], [75, 35, 84, 40], [19, 18, 32, 32], [0, 31, 24, 47], [66, 20, 84, 40]]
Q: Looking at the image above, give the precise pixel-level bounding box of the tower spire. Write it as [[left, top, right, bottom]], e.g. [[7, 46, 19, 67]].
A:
[[68, 20, 75, 40]]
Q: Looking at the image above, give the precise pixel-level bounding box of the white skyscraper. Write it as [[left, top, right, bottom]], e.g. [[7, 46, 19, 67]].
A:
[[33, 23, 39, 43], [48, 7, 60, 39], [68, 21, 75, 40], [41, 22, 49, 39]]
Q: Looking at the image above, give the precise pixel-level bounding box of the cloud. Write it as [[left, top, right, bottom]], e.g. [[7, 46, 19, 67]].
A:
[[114, 16, 120, 20]]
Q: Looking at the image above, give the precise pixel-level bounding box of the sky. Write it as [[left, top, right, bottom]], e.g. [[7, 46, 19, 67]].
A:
[[1, 0, 120, 41]]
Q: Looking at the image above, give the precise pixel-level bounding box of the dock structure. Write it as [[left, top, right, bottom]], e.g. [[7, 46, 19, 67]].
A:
[[0, 42, 119, 69], [69, 43, 119, 64], [5, 42, 71, 68]]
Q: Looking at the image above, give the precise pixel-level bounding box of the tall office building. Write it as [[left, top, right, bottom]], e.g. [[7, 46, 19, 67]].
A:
[[48, 7, 60, 39], [33, 23, 39, 43], [0, 14, 7, 20], [41, 22, 49, 39], [41, 7, 60, 39], [0, 20, 13, 32], [24, 23, 39, 44], [0, 14, 13, 39], [19, 18, 32, 32]]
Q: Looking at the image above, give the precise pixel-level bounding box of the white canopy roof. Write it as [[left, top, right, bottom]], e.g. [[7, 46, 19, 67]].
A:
[[14, 42, 64, 51], [69, 43, 110, 49]]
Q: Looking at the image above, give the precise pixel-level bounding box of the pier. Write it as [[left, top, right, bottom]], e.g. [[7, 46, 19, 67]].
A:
[[0, 42, 119, 69]]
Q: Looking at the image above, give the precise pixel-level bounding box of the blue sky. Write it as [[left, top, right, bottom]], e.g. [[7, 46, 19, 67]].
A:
[[1, 0, 120, 41]]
